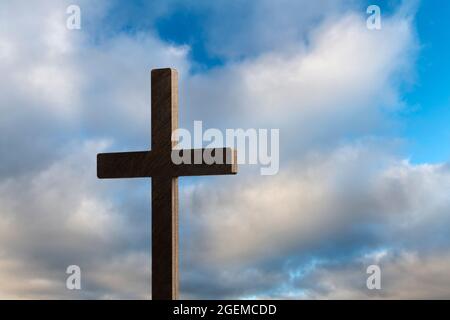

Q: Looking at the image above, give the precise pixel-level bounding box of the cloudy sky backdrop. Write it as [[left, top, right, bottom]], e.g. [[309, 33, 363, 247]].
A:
[[1, 0, 450, 299]]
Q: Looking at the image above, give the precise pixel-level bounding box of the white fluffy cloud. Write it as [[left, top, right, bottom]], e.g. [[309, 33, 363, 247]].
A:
[[183, 10, 418, 165]]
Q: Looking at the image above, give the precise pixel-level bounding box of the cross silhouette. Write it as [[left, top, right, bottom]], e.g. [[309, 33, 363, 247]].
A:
[[97, 68, 237, 300]]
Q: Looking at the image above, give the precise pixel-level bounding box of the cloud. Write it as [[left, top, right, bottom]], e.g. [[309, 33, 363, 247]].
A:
[[181, 142, 450, 299], [0, 0, 191, 177], [0, 138, 155, 299], [183, 9, 418, 159], [298, 249, 450, 299], [192, 0, 356, 59], [94, 0, 356, 60], [2, 0, 448, 300], [0, 0, 188, 298]]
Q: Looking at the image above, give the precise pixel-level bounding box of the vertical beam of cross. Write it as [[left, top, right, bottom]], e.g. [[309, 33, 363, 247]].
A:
[[97, 68, 237, 300], [151, 69, 179, 300]]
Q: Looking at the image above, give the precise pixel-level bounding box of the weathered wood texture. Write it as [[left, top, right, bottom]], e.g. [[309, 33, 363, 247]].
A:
[[97, 68, 237, 300], [97, 148, 237, 178]]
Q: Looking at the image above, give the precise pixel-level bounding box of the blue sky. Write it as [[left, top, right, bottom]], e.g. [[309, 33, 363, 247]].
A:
[[1, 0, 450, 299], [402, 0, 450, 163]]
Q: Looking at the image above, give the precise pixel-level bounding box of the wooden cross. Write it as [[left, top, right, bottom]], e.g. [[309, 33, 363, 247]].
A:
[[96, 68, 237, 300]]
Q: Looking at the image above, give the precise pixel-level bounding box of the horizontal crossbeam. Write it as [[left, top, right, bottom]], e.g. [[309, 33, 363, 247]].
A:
[[97, 148, 237, 178]]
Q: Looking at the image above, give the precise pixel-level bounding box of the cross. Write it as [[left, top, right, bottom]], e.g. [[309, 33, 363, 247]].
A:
[[96, 68, 237, 300]]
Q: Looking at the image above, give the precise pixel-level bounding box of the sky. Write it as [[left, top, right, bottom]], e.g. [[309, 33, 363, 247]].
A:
[[1, 0, 450, 299]]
